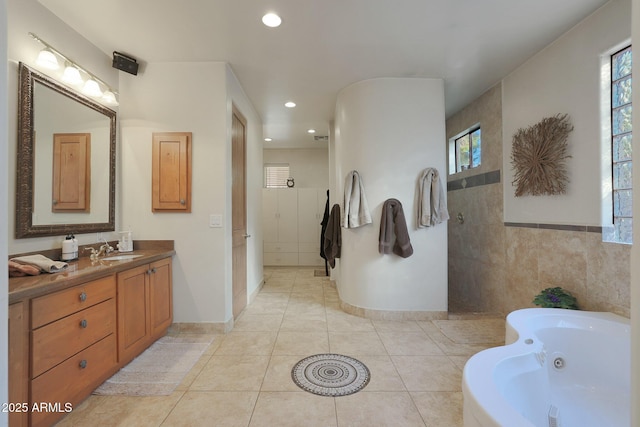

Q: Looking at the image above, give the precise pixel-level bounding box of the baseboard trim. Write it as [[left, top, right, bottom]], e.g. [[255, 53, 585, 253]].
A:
[[339, 300, 448, 321]]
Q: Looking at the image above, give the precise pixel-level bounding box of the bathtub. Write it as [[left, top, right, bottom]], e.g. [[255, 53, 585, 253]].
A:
[[462, 308, 630, 427]]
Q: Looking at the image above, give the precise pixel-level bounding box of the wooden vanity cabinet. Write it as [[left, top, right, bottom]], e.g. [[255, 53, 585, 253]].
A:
[[29, 275, 118, 427], [8, 253, 174, 427], [117, 257, 173, 365]]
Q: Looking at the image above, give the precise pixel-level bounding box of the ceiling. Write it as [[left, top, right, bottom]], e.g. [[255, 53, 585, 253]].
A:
[[39, 0, 609, 149]]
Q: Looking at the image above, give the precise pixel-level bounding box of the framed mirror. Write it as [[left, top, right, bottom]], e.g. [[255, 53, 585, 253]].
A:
[[16, 62, 116, 238]]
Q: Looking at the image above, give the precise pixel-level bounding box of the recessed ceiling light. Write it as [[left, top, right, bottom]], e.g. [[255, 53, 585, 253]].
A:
[[262, 13, 282, 28], [284, 101, 296, 108], [264, 138, 273, 142], [307, 129, 316, 134]]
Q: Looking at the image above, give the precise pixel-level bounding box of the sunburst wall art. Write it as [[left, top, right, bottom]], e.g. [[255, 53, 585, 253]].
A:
[[511, 114, 573, 197]]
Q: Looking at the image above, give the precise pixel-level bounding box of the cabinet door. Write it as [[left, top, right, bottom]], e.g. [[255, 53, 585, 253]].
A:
[[262, 188, 279, 242], [52, 133, 91, 212], [9, 302, 28, 427], [297, 188, 321, 244], [149, 258, 173, 339], [277, 189, 298, 243], [152, 132, 192, 212], [117, 264, 151, 364]]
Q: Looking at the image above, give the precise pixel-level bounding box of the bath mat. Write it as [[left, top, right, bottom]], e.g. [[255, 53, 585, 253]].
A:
[[93, 335, 213, 396], [291, 354, 370, 397]]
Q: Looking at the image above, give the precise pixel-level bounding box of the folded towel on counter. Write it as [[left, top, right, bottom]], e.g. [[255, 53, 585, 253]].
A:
[[9, 260, 41, 277], [10, 254, 68, 274]]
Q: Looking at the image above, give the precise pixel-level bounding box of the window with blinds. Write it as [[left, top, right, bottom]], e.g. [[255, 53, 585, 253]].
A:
[[264, 164, 290, 188]]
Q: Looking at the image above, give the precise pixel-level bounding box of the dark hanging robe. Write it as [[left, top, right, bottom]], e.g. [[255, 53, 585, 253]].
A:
[[320, 190, 330, 259], [323, 204, 342, 268]]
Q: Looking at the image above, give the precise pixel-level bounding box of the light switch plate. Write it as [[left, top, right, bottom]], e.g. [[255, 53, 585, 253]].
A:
[[209, 214, 222, 228]]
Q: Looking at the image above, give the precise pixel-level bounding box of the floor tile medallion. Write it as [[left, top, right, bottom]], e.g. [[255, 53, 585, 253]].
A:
[[291, 353, 370, 397]]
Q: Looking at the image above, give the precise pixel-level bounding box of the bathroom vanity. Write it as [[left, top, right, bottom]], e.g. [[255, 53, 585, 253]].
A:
[[8, 241, 175, 427]]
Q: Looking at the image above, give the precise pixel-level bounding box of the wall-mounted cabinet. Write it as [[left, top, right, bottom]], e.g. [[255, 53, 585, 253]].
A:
[[152, 132, 192, 212], [52, 133, 91, 212], [263, 188, 327, 266]]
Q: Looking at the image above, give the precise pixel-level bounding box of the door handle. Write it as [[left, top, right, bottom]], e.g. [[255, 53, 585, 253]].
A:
[[243, 234, 251, 239]]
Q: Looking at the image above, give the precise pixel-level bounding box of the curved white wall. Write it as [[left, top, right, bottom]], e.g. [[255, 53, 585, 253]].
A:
[[333, 78, 447, 313]]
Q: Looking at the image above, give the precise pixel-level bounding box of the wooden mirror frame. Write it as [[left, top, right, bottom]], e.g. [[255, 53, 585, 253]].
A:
[[16, 62, 116, 238]]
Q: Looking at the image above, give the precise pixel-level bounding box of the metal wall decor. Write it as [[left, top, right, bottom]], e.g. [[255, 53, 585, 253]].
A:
[[511, 114, 573, 197]]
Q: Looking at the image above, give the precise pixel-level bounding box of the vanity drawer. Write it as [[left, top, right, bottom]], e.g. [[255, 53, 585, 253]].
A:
[[263, 252, 298, 266], [264, 242, 298, 253], [32, 275, 116, 329], [32, 299, 116, 378], [31, 334, 116, 427]]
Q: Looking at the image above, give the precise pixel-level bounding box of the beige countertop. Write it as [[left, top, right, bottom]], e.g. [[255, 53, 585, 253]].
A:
[[9, 240, 175, 304]]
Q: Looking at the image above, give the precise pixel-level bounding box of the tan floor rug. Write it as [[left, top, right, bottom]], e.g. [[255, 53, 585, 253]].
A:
[[93, 335, 213, 396]]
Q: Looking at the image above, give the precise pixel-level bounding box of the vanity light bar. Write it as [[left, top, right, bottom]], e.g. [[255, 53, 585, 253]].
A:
[[28, 32, 119, 106]]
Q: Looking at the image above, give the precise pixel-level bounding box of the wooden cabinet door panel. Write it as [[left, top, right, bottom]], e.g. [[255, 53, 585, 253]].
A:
[[52, 133, 90, 212], [117, 265, 150, 364], [149, 258, 173, 338], [152, 132, 191, 212]]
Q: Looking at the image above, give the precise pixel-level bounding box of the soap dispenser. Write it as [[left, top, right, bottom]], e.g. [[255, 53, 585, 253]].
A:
[[61, 234, 78, 261]]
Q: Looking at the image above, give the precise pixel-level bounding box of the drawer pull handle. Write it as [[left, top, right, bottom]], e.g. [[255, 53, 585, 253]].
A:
[[80, 319, 88, 328], [79, 360, 87, 369], [79, 292, 87, 302]]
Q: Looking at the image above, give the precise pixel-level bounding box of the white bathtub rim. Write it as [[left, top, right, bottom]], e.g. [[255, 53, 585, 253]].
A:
[[462, 308, 630, 427]]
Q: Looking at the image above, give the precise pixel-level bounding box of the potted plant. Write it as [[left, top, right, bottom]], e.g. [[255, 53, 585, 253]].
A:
[[533, 287, 579, 310]]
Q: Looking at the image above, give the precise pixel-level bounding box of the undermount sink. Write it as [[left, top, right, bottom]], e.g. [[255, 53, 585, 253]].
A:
[[103, 254, 143, 261]]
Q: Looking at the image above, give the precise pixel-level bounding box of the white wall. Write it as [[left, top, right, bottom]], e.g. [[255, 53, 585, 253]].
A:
[[119, 62, 263, 325], [502, 0, 631, 225], [333, 78, 448, 313], [1, 0, 9, 424], [7, 0, 119, 254], [263, 148, 329, 189]]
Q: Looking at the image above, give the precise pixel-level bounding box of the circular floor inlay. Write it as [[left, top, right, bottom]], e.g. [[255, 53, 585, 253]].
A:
[[291, 353, 370, 397]]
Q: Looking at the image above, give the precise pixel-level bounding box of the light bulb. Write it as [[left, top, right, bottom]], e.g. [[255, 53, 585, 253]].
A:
[[82, 79, 102, 97], [62, 65, 83, 85], [36, 49, 59, 70], [102, 91, 119, 106], [285, 101, 296, 108]]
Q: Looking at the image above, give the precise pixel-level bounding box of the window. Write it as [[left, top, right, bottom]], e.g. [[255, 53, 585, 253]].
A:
[[264, 163, 290, 188], [609, 46, 633, 244], [449, 126, 481, 174]]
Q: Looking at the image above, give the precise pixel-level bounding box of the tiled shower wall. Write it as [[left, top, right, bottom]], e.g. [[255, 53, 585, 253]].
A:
[[446, 84, 631, 318]]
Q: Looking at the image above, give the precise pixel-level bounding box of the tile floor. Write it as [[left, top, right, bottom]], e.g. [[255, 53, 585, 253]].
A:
[[57, 267, 505, 427]]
